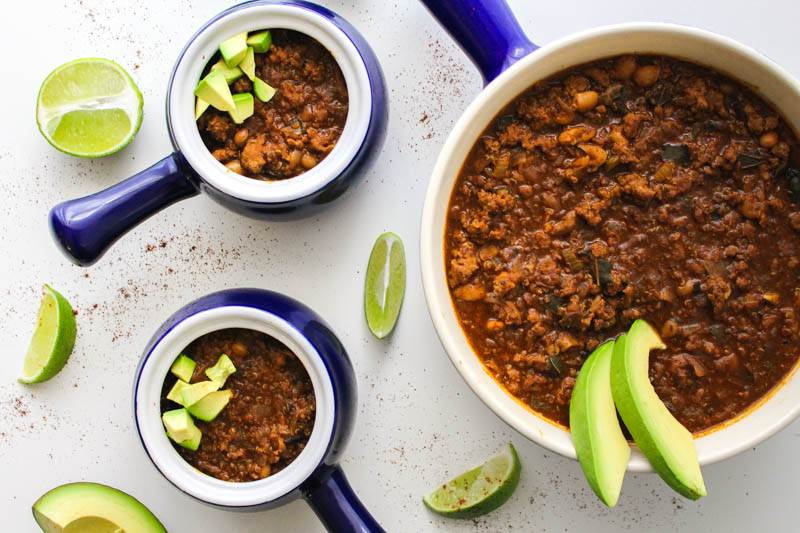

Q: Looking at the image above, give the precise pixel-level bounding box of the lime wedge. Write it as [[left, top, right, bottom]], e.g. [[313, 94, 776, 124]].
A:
[[364, 232, 406, 339], [18, 285, 77, 384], [423, 443, 521, 519], [36, 58, 143, 158]]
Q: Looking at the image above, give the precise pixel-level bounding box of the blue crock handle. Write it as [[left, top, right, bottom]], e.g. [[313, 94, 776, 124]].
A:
[[49, 153, 199, 266], [419, 0, 538, 84], [303, 465, 385, 533]]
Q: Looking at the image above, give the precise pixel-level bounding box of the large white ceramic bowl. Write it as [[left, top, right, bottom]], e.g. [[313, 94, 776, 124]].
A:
[[420, 22, 800, 472]]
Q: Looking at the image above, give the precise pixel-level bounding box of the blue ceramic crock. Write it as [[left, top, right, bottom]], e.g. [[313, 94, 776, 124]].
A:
[[133, 288, 384, 532], [49, 0, 388, 267]]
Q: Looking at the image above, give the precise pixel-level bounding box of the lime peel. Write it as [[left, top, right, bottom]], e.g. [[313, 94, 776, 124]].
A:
[[423, 443, 521, 519], [18, 285, 77, 384]]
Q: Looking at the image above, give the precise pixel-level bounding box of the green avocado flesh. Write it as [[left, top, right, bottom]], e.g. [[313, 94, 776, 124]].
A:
[[219, 32, 248, 67], [32, 482, 166, 533], [194, 69, 234, 111], [240, 47, 256, 81], [188, 389, 232, 422], [166, 379, 189, 406], [246, 30, 272, 53], [161, 408, 195, 442], [570, 340, 630, 507], [179, 380, 220, 407], [228, 93, 254, 124], [205, 354, 237, 387], [195, 97, 209, 120], [253, 77, 276, 103], [169, 354, 195, 382], [209, 59, 243, 84], [610, 320, 707, 500]]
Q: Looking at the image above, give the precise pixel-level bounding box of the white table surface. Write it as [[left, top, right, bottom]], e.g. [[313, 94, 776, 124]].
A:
[[3, 0, 800, 531]]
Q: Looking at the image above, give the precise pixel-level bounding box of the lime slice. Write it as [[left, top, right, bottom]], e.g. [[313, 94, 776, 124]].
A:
[[18, 285, 77, 384], [36, 58, 143, 157], [423, 443, 521, 519], [364, 232, 406, 339]]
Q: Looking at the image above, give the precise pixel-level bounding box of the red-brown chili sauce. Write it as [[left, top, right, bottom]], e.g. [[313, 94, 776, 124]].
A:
[[445, 55, 800, 433], [197, 29, 348, 180], [160, 329, 315, 482]]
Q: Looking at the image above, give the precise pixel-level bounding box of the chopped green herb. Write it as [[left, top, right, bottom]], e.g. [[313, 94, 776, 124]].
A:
[[737, 153, 765, 169], [547, 354, 564, 375], [660, 144, 691, 165]]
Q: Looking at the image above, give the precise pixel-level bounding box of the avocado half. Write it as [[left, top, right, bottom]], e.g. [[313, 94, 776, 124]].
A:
[[33, 482, 166, 533], [610, 320, 707, 500], [569, 340, 630, 507]]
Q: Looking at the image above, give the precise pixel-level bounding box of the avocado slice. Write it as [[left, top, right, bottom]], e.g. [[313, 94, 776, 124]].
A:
[[179, 380, 220, 407], [170, 354, 196, 382], [610, 320, 707, 500], [32, 482, 166, 533], [194, 69, 235, 111], [188, 389, 233, 422], [195, 97, 210, 120], [166, 379, 190, 406], [228, 93, 254, 125], [209, 58, 243, 84], [219, 31, 248, 67], [205, 354, 237, 386], [570, 340, 630, 507], [161, 408, 197, 443], [246, 30, 272, 53], [254, 77, 276, 103], [176, 424, 202, 451], [240, 47, 256, 81]]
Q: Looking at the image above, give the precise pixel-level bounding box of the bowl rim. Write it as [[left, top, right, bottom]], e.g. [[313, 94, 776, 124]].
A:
[[133, 305, 335, 507], [419, 21, 800, 472], [166, 1, 372, 204]]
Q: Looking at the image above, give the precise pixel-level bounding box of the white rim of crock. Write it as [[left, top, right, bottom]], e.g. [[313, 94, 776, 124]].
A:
[[135, 306, 335, 506], [420, 22, 800, 472], [168, 3, 371, 203]]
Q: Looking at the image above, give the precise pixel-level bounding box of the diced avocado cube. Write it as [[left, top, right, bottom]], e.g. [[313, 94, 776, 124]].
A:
[[240, 47, 256, 81], [188, 390, 233, 422], [220, 32, 248, 67], [170, 354, 196, 382], [210, 59, 243, 85], [177, 425, 202, 451], [228, 93, 254, 125], [180, 380, 220, 407], [195, 97, 210, 120], [162, 408, 196, 443], [166, 379, 190, 406], [194, 70, 235, 111], [205, 354, 237, 387], [246, 30, 272, 53], [253, 77, 276, 103]]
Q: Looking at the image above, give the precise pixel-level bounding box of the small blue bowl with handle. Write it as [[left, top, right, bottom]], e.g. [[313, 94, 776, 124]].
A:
[[50, 0, 387, 266], [133, 288, 384, 532]]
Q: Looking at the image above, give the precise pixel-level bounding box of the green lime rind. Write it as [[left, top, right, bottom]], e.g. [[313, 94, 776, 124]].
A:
[[18, 285, 77, 384], [364, 232, 406, 339], [36, 58, 143, 158], [423, 443, 521, 519]]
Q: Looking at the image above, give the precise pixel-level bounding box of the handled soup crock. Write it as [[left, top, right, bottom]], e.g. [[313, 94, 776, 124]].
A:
[[134, 288, 384, 532], [49, 0, 388, 267], [418, 0, 800, 472]]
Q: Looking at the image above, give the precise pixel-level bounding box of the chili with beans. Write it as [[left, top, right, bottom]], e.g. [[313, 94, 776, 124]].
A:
[[197, 29, 348, 180], [161, 328, 315, 481], [445, 55, 800, 433]]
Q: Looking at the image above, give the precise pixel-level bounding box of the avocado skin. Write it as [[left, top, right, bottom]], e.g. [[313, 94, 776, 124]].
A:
[[570, 340, 630, 507], [610, 321, 707, 500]]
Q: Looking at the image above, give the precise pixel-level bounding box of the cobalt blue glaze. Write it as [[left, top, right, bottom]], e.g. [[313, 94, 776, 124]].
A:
[[419, 0, 538, 84], [48, 153, 199, 266], [49, 0, 388, 266], [133, 289, 383, 532]]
